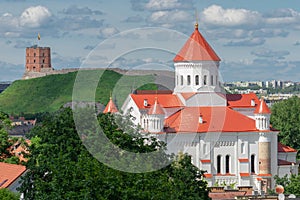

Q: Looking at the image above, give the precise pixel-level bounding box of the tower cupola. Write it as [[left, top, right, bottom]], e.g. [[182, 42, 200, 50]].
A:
[[173, 23, 221, 94], [254, 99, 271, 130]]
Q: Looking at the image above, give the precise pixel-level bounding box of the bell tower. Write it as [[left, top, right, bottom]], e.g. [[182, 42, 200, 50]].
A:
[[173, 23, 221, 94]]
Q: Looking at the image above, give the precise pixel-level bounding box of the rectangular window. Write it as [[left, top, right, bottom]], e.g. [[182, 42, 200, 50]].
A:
[[211, 75, 214, 85]]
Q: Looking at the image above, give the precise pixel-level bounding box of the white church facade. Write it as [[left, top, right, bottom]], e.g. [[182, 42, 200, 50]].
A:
[[115, 23, 298, 193]]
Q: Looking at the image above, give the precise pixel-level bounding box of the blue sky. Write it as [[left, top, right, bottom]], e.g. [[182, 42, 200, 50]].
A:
[[0, 0, 300, 82]]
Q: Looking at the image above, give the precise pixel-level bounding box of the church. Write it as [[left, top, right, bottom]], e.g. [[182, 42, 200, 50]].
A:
[[105, 22, 298, 193]]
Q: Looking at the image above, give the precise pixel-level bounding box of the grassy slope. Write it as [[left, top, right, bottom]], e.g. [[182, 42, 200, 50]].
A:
[[0, 69, 155, 114]]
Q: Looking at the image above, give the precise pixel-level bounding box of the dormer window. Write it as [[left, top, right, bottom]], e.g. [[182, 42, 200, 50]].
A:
[[143, 99, 148, 107]]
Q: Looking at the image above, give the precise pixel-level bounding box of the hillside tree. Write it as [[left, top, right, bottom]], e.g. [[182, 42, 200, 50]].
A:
[[19, 108, 210, 200]]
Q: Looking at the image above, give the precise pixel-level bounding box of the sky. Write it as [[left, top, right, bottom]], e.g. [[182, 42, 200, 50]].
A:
[[0, 0, 300, 82]]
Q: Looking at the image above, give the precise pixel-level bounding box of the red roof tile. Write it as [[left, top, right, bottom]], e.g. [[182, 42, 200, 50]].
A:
[[180, 92, 196, 100], [148, 98, 165, 115], [238, 158, 249, 163], [173, 25, 220, 62], [240, 173, 250, 177], [227, 93, 259, 108], [209, 191, 247, 199], [254, 99, 271, 114], [0, 162, 26, 188], [103, 97, 118, 113], [278, 159, 295, 166], [204, 173, 212, 178], [131, 94, 183, 109], [200, 159, 211, 163], [165, 107, 258, 133], [278, 142, 297, 153]]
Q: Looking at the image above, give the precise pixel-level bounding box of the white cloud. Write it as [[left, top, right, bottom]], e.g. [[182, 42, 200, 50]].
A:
[[19, 6, 52, 28], [201, 5, 261, 27], [148, 10, 191, 24], [145, 0, 193, 11], [98, 26, 119, 39]]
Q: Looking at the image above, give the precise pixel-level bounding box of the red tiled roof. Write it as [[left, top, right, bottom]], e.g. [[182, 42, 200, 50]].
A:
[[103, 97, 118, 113], [148, 98, 165, 115], [200, 159, 211, 163], [204, 173, 212, 178], [209, 191, 247, 200], [0, 162, 26, 188], [258, 174, 272, 177], [278, 142, 297, 153], [238, 158, 249, 163], [130, 94, 183, 109], [180, 92, 196, 100], [226, 93, 259, 108], [278, 159, 295, 166], [254, 99, 271, 114], [173, 25, 220, 62], [240, 173, 250, 177], [164, 107, 258, 133]]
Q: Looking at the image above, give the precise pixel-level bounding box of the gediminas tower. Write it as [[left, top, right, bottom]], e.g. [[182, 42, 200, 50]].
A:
[[25, 45, 52, 73]]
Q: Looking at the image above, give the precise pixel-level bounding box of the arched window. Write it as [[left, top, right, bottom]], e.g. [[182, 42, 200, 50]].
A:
[[241, 142, 245, 154], [204, 75, 207, 85], [217, 155, 221, 174], [225, 155, 230, 174], [195, 75, 199, 85], [34, 53, 36, 57], [187, 75, 191, 85], [211, 75, 214, 85], [251, 155, 255, 174], [180, 75, 183, 85]]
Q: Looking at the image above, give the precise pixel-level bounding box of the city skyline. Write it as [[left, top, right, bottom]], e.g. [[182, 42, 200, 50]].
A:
[[0, 0, 300, 82]]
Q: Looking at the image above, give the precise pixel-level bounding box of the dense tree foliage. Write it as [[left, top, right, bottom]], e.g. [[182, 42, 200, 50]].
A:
[[0, 188, 19, 200], [19, 108, 209, 199], [270, 96, 300, 157], [274, 174, 300, 196], [0, 111, 22, 164]]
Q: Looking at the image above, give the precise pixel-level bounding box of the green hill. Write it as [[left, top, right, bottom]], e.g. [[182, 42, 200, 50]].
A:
[[0, 69, 156, 115]]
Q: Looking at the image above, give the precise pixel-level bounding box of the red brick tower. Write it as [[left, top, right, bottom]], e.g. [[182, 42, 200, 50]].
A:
[[25, 45, 52, 72]]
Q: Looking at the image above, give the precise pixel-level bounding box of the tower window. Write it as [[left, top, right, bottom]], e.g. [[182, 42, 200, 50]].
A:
[[216, 75, 218, 85], [204, 75, 207, 85], [217, 155, 221, 174], [195, 75, 199, 85], [41, 65, 43, 68], [180, 75, 183, 86], [251, 155, 255, 174], [43, 59, 45, 63], [241, 142, 245, 154], [211, 75, 214, 85], [34, 59, 36, 63], [187, 75, 191, 85], [34, 53, 36, 57], [225, 155, 230, 174], [43, 53, 45, 57]]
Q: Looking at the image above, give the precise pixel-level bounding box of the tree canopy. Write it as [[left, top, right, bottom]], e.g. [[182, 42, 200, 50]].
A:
[[19, 108, 210, 199], [270, 96, 300, 157], [274, 174, 300, 196]]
